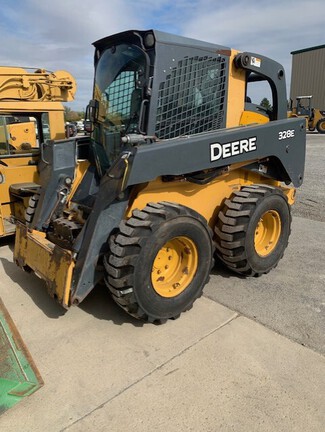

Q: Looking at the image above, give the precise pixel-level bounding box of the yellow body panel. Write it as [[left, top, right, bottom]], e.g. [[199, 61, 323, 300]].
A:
[[0, 164, 38, 236], [127, 170, 283, 228], [283, 187, 295, 206], [47, 110, 66, 140], [14, 223, 74, 308], [5, 122, 37, 148], [240, 111, 269, 126], [67, 160, 91, 206], [226, 50, 246, 128]]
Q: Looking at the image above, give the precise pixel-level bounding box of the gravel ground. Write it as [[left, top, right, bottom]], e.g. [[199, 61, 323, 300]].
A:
[[292, 133, 325, 222]]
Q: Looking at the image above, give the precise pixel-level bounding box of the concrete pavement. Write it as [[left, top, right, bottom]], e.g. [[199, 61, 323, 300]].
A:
[[65, 317, 325, 432], [0, 237, 324, 431]]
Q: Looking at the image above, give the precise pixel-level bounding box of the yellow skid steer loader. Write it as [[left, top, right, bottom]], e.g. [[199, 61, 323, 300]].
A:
[[13, 30, 306, 323]]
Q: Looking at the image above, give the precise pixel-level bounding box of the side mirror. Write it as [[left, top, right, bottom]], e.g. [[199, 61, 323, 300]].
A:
[[84, 120, 92, 133], [84, 100, 99, 133], [88, 99, 99, 122]]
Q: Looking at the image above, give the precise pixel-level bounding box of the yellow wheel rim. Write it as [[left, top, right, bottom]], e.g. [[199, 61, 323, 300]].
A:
[[254, 210, 281, 257], [151, 236, 198, 298]]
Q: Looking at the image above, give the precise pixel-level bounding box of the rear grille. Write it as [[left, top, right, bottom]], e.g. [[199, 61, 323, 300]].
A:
[[155, 55, 227, 139]]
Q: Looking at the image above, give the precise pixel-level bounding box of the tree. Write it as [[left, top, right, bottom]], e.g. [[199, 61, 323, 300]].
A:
[[66, 111, 80, 122], [64, 106, 71, 121], [64, 106, 84, 122], [260, 98, 272, 111]]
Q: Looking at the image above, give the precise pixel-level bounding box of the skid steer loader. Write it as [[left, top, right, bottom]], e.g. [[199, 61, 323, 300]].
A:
[[289, 95, 325, 133], [13, 30, 306, 323], [0, 66, 76, 236]]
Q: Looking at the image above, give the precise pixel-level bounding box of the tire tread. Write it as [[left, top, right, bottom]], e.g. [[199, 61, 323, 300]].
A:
[[215, 184, 291, 276], [105, 202, 214, 323]]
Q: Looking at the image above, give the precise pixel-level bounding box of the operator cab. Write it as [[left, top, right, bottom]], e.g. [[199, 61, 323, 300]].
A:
[[295, 96, 313, 117], [85, 30, 287, 178]]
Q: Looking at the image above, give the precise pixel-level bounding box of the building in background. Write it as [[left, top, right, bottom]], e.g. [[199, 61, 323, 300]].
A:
[[290, 44, 325, 108]]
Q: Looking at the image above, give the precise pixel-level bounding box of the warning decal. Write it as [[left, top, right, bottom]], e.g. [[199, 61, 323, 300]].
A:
[[251, 56, 261, 68]]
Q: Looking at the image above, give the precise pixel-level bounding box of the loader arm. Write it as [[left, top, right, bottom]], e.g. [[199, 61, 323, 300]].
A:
[[124, 118, 305, 188]]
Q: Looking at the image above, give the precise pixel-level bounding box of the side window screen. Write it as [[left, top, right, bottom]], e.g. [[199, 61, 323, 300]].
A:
[[155, 55, 227, 139], [105, 71, 135, 120]]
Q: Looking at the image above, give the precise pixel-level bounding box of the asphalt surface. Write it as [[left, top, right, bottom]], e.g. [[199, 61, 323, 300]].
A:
[[292, 133, 325, 222], [205, 133, 325, 355]]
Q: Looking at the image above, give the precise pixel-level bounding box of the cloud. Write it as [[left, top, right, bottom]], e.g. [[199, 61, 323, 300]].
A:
[[0, 0, 323, 110], [0, 0, 145, 110], [180, 0, 324, 79]]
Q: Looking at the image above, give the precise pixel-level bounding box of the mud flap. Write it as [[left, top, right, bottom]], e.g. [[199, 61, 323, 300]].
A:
[[0, 298, 43, 414]]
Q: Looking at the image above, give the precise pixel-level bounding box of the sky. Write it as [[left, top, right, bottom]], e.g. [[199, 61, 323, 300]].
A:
[[0, 0, 323, 112]]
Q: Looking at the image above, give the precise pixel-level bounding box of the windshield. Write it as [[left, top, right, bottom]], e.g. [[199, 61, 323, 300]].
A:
[[94, 44, 147, 134]]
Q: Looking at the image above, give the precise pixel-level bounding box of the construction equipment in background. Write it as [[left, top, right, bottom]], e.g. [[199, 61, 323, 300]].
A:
[[289, 95, 325, 133], [13, 30, 306, 324], [0, 66, 76, 237]]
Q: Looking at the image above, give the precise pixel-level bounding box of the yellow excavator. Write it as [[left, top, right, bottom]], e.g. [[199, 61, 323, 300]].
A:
[[0, 66, 76, 236]]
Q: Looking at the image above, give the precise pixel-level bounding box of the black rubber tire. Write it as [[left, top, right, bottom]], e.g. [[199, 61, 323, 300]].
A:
[[104, 202, 213, 323], [215, 184, 291, 276], [316, 118, 325, 134]]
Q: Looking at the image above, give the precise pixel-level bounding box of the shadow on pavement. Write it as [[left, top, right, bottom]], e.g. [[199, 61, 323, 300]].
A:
[[79, 283, 144, 327], [0, 256, 65, 319], [2, 236, 228, 328], [0, 235, 15, 251], [211, 257, 247, 280], [0, 253, 144, 327]]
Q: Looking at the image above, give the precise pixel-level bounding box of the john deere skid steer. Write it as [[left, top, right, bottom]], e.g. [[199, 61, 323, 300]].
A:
[[13, 30, 306, 323]]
